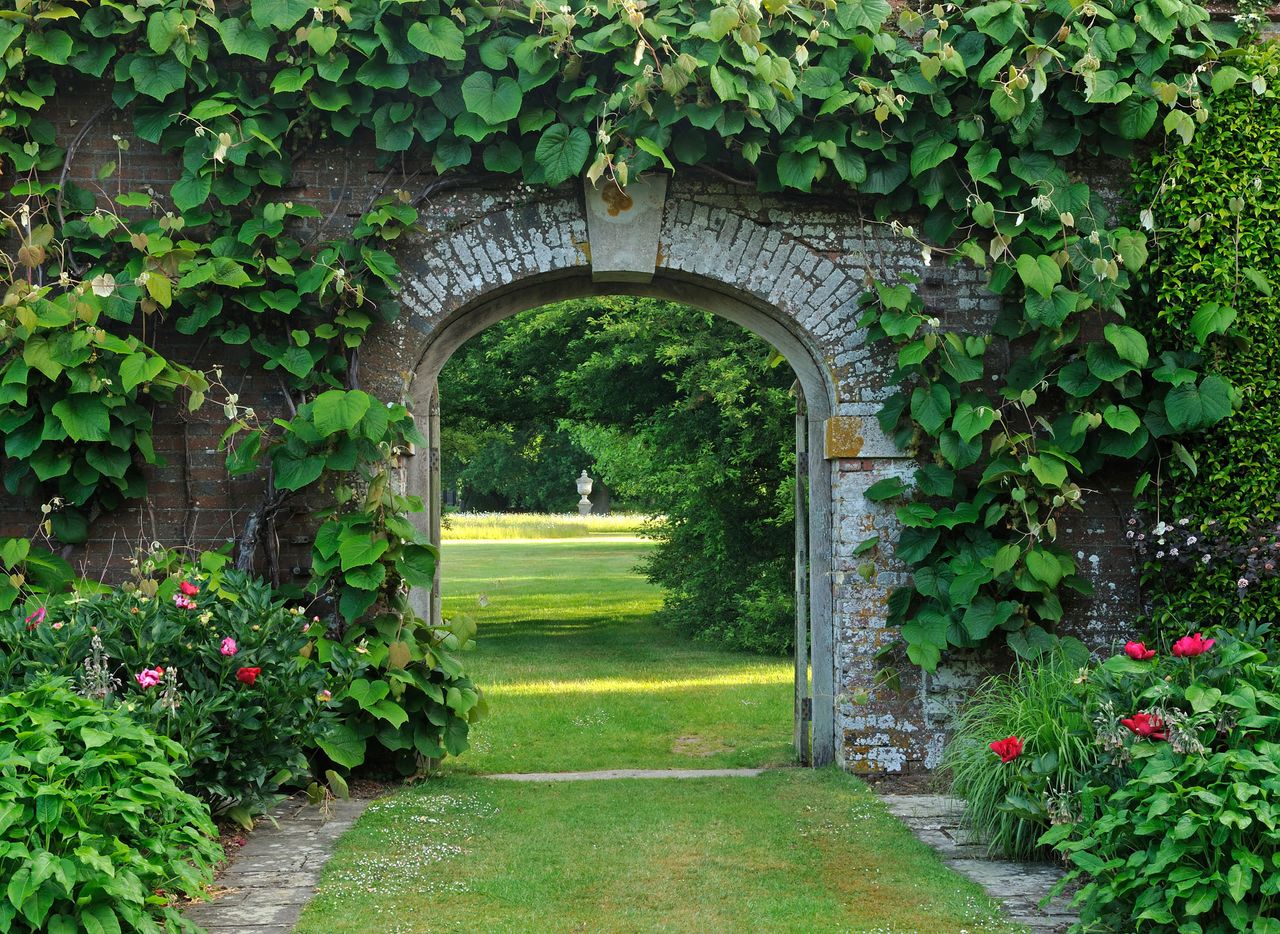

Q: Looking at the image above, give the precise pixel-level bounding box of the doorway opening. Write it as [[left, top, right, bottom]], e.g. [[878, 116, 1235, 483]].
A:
[[408, 273, 836, 767]]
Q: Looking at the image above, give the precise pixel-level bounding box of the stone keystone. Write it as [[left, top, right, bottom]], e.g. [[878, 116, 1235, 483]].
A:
[[583, 175, 668, 283]]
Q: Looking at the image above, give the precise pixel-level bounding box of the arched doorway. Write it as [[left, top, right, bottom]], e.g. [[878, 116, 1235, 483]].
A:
[[406, 270, 837, 766]]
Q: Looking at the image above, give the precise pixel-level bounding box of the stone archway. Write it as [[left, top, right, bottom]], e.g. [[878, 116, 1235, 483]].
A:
[[363, 177, 921, 773]]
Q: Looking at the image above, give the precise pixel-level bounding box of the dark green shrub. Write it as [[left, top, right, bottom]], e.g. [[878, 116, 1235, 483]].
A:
[[0, 678, 220, 932], [0, 564, 327, 818], [1134, 42, 1280, 632], [1044, 633, 1280, 931], [945, 641, 1096, 858]]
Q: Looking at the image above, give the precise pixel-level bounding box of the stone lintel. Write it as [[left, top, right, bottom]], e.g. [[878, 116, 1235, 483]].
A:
[[823, 416, 907, 460], [583, 175, 668, 282]]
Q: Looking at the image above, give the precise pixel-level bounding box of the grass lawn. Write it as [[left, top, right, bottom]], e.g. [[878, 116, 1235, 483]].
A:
[[295, 536, 1018, 933], [296, 770, 1017, 934], [439, 539, 795, 773]]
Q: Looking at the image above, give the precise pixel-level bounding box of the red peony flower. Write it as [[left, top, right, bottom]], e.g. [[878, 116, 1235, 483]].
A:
[[235, 666, 261, 686], [989, 735, 1023, 763], [1120, 712, 1167, 740], [1124, 641, 1156, 660], [179, 580, 199, 596], [1171, 633, 1215, 658]]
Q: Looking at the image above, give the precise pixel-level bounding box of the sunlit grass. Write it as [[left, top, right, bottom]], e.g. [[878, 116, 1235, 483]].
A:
[[441, 511, 652, 540], [440, 539, 794, 773], [297, 770, 1021, 934]]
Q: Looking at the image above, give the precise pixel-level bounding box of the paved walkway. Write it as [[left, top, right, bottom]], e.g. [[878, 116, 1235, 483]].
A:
[[879, 794, 1077, 934], [183, 796, 370, 934]]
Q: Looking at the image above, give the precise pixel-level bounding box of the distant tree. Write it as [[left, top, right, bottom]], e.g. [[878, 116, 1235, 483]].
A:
[[439, 297, 796, 653]]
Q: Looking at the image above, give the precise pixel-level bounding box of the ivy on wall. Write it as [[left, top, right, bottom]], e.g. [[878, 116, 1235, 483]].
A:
[[0, 0, 1259, 716], [1132, 40, 1280, 633]]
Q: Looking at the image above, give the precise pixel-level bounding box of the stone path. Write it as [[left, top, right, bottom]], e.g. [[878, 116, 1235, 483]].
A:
[[879, 794, 1077, 934], [183, 796, 370, 934], [485, 767, 767, 781]]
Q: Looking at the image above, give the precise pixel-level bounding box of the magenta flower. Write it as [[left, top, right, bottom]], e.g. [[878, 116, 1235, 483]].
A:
[[135, 667, 163, 689], [173, 593, 196, 610], [1172, 633, 1215, 658], [220, 637, 238, 656], [24, 607, 46, 630]]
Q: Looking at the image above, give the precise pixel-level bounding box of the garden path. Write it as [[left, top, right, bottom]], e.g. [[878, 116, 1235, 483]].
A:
[[183, 796, 370, 934], [881, 794, 1076, 934]]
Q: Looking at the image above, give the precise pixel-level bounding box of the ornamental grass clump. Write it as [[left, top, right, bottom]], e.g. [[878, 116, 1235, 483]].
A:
[[944, 640, 1097, 859], [1043, 632, 1280, 932], [0, 678, 220, 932]]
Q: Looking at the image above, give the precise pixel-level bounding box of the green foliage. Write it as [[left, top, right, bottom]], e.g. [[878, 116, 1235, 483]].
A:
[[1045, 635, 1280, 931], [1133, 42, 1280, 633], [0, 0, 1248, 673], [0, 263, 208, 542], [0, 678, 220, 932], [442, 298, 797, 653], [944, 641, 1096, 858], [243, 392, 485, 772], [0, 563, 326, 818]]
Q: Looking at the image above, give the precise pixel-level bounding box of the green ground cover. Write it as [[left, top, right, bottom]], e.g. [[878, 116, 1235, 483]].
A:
[[439, 539, 794, 772], [297, 770, 1016, 934], [441, 512, 649, 540], [297, 537, 1015, 932]]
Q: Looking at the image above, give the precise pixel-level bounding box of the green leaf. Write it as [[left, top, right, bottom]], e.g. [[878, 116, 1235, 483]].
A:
[[1025, 548, 1063, 587], [1165, 376, 1236, 431], [398, 543, 439, 588], [317, 723, 366, 768], [864, 477, 907, 501], [339, 534, 389, 571], [836, 0, 892, 31], [406, 17, 466, 61], [118, 353, 166, 392], [1016, 253, 1061, 298], [216, 18, 274, 60], [776, 150, 819, 192], [535, 124, 591, 186], [461, 73, 523, 125], [910, 137, 957, 176], [1189, 302, 1236, 345], [51, 395, 110, 442], [250, 0, 311, 30], [129, 55, 185, 101], [312, 390, 372, 436], [910, 384, 952, 435], [1103, 404, 1140, 434], [962, 596, 1017, 639], [1104, 323, 1149, 367], [171, 173, 211, 211], [953, 402, 996, 443]]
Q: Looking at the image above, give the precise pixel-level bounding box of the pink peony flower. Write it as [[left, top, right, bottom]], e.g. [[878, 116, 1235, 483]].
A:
[[1171, 633, 1215, 658], [173, 593, 196, 610], [1124, 641, 1156, 660], [135, 667, 164, 689], [220, 637, 238, 656], [52, 622, 64, 630]]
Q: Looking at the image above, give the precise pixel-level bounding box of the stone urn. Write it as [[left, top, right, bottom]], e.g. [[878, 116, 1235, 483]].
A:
[[576, 470, 594, 516]]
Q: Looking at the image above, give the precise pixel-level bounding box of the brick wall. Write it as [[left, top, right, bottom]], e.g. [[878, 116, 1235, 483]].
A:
[[2, 91, 1143, 772]]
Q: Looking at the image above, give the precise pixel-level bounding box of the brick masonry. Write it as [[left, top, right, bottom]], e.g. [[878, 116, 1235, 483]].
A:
[[2, 96, 1140, 773]]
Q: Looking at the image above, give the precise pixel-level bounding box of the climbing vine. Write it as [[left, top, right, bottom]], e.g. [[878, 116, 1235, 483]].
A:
[[0, 0, 1258, 708]]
